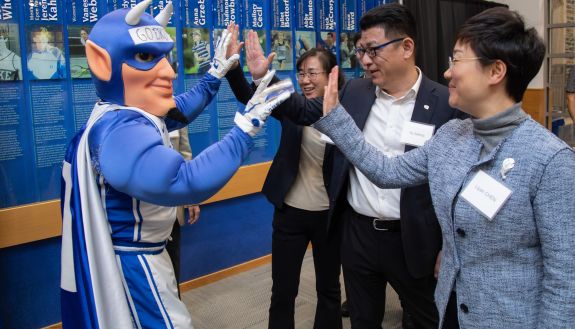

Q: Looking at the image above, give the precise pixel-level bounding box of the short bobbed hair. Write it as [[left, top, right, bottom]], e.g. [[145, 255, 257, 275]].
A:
[[456, 7, 545, 102]]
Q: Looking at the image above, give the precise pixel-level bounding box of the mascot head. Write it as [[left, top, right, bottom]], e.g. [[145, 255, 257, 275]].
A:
[[86, 0, 176, 116]]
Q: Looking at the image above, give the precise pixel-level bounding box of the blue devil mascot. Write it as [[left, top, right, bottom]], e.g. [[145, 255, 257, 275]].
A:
[[60, 1, 291, 327]]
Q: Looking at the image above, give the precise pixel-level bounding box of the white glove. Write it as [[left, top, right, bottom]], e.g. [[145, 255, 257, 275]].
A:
[[207, 29, 240, 79], [234, 70, 294, 136]]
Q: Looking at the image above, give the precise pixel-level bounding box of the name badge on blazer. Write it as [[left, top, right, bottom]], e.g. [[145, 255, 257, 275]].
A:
[[400, 121, 435, 147], [460, 170, 512, 220]]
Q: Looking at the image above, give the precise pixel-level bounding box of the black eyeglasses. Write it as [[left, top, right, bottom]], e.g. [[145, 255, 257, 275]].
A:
[[297, 71, 326, 81], [354, 37, 405, 58]]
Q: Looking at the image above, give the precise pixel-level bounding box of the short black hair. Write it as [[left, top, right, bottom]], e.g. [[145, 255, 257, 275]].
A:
[[296, 48, 345, 90], [359, 3, 416, 42], [352, 32, 362, 47], [456, 7, 545, 102]]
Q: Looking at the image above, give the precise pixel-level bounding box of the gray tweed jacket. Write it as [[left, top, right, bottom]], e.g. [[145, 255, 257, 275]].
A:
[[314, 104, 575, 329]]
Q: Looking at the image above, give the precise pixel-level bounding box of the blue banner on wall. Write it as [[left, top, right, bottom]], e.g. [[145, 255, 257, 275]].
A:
[[339, 0, 357, 71], [21, 0, 74, 203], [295, 0, 315, 63], [0, 0, 31, 207], [107, 0, 135, 11], [212, 0, 241, 146], [242, 0, 266, 72], [67, 0, 106, 135], [270, 0, 292, 71], [0, 0, 373, 208], [183, 0, 218, 155], [317, 0, 337, 64]]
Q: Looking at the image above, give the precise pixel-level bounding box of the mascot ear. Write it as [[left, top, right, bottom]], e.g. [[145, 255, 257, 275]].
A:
[[86, 40, 112, 81]]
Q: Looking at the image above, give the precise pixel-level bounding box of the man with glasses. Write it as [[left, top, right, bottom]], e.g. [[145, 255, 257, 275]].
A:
[[239, 4, 464, 328], [324, 5, 464, 328]]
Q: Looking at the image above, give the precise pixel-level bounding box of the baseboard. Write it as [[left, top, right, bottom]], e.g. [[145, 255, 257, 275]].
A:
[[180, 254, 272, 292]]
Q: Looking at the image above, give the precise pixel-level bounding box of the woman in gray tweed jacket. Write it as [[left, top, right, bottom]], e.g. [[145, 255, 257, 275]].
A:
[[313, 7, 575, 329]]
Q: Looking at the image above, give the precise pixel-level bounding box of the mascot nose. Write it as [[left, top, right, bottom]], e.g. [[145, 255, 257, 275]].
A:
[[157, 57, 176, 80]]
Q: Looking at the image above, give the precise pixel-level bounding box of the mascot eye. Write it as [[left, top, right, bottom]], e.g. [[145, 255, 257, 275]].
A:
[[135, 53, 156, 62]]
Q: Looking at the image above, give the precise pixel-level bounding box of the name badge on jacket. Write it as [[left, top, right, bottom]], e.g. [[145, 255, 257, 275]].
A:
[[400, 121, 435, 147], [460, 170, 512, 220]]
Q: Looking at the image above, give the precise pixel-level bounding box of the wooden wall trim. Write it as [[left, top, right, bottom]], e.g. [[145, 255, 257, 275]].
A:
[[0, 200, 62, 249], [522, 88, 545, 125], [0, 162, 272, 249], [202, 162, 271, 204]]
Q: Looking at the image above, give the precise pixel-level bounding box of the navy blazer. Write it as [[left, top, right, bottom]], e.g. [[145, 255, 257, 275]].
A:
[[226, 66, 331, 209], [329, 76, 463, 278]]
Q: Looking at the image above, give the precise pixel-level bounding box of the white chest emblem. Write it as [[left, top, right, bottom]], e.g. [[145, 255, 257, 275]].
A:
[[500, 158, 515, 180]]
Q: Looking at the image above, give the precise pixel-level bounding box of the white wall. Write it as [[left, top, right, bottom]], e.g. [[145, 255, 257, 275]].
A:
[[497, 0, 545, 88]]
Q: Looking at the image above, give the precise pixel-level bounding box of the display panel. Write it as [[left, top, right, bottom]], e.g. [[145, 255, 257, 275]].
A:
[[0, 0, 376, 208]]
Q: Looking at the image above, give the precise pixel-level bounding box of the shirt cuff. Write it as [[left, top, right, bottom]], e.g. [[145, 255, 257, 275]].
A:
[[252, 71, 271, 86]]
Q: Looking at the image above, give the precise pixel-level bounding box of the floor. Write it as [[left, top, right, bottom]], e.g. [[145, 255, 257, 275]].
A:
[[182, 250, 403, 329]]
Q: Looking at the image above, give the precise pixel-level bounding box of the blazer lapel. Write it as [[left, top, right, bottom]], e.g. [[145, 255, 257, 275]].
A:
[[411, 76, 438, 124], [353, 81, 377, 130], [405, 76, 438, 152]]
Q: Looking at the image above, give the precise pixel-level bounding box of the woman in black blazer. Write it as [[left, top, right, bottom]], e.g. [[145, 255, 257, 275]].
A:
[[227, 47, 344, 329]]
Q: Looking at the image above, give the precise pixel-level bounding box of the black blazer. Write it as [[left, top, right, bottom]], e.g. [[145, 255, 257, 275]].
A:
[[226, 66, 330, 209], [331, 77, 464, 278], [227, 67, 464, 278]]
